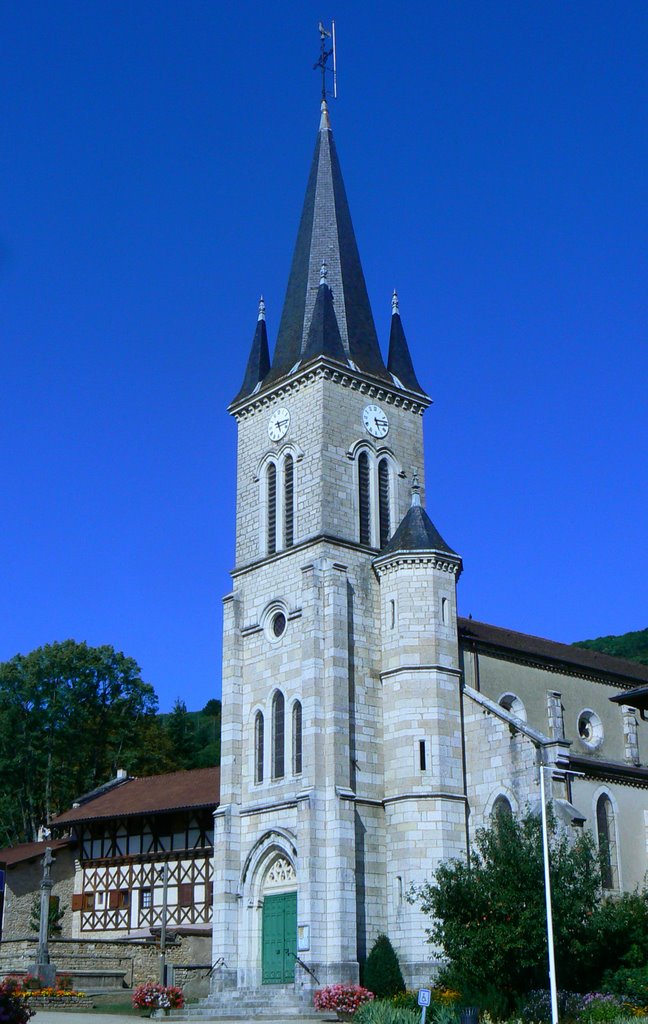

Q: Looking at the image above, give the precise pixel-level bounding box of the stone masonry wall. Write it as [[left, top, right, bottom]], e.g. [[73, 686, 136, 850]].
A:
[[2, 849, 76, 940], [0, 933, 211, 988]]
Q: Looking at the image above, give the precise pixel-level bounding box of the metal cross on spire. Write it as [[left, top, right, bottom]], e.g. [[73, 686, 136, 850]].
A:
[[313, 21, 337, 100]]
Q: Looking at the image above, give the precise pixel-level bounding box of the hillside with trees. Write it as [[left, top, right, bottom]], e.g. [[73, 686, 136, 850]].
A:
[[0, 640, 220, 846], [574, 627, 648, 666]]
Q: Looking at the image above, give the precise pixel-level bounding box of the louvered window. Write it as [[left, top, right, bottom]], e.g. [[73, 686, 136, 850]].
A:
[[284, 455, 294, 548], [267, 463, 277, 555], [254, 711, 264, 784], [358, 452, 371, 545], [292, 701, 302, 775], [378, 458, 391, 547], [272, 691, 285, 779]]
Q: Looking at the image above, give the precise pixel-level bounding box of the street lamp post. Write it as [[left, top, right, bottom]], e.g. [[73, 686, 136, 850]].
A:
[[159, 862, 169, 986], [538, 755, 559, 1024]]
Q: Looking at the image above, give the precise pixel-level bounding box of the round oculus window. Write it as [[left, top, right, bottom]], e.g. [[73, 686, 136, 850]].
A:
[[271, 612, 287, 638], [577, 709, 603, 749]]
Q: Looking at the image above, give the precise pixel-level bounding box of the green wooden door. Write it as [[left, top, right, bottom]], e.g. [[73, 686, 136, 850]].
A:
[[262, 891, 297, 984]]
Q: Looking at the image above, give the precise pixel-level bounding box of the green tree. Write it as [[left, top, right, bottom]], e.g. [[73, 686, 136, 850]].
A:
[[412, 808, 600, 1001], [30, 895, 65, 937], [164, 698, 199, 769], [363, 933, 405, 998], [0, 640, 161, 843]]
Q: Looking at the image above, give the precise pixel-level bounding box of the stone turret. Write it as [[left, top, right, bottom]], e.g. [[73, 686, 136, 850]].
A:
[[373, 480, 464, 986]]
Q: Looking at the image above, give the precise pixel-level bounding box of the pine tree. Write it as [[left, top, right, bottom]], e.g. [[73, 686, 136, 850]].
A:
[[363, 933, 405, 998]]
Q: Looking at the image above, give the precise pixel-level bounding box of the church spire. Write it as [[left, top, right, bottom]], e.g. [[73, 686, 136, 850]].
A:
[[231, 296, 271, 404], [265, 101, 389, 385], [387, 290, 426, 395]]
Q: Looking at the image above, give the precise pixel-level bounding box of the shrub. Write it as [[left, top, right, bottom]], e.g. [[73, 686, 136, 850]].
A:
[[363, 935, 406, 999], [389, 991, 420, 1011], [0, 979, 35, 1024], [355, 1000, 419, 1024], [516, 988, 586, 1023], [313, 984, 375, 1016], [578, 994, 627, 1024], [56, 975, 73, 991], [605, 967, 648, 1008], [131, 982, 184, 1010]]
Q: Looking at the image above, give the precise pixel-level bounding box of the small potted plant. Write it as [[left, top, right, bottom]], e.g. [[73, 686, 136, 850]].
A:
[[132, 982, 185, 1016], [314, 983, 374, 1020]]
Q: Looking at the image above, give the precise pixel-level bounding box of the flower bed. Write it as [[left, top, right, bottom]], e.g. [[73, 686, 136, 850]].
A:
[[2, 975, 90, 1014], [0, 978, 35, 1024]]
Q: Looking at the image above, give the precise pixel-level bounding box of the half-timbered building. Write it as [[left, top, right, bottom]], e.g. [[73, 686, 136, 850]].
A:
[[52, 767, 218, 941]]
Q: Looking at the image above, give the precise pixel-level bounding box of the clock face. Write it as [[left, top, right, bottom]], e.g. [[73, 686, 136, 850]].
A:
[[268, 408, 290, 442], [362, 404, 389, 438]]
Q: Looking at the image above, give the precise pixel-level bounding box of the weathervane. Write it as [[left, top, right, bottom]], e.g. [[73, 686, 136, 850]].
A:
[[314, 21, 337, 100]]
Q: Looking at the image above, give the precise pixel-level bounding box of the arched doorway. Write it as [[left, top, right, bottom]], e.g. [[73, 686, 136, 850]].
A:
[[261, 855, 297, 984]]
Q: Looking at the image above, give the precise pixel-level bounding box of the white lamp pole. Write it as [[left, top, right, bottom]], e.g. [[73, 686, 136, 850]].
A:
[[538, 755, 559, 1024]]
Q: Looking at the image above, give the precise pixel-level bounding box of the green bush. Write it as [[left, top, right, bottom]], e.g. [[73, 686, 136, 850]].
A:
[[604, 966, 648, 1007], [363, 935, 406, 999], [389, 992, 420, 1011], [578, 996, 627, 1024], [355, 1001, 419, 1024]]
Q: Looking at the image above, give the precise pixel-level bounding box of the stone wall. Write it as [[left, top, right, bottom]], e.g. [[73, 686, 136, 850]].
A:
[[2, 848, 76, 940], [0, 932, 212, 988]]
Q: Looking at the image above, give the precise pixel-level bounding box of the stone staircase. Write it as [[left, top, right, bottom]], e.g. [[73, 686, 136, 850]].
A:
[[171, 984, 331, 1021]]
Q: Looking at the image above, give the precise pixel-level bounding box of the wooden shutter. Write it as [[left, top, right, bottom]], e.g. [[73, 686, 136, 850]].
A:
[[178, 882, 193, 907], [108, 889, 120, 909], [206, 881, 213, 904], [71, 894, 83, 911]]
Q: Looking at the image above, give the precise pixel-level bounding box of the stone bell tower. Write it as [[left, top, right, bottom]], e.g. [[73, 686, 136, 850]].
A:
[[210, 89, 460, 1007]]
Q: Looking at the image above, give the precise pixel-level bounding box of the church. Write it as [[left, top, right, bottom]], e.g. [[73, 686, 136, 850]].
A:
[[210, 95, 648, 1007]]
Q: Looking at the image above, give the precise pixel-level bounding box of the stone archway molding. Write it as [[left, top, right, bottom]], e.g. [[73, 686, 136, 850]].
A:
[[238, 827, 298, 897]]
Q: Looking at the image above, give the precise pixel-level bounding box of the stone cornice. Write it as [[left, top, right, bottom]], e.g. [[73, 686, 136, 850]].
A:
[[231, 532, 376, 579], [374, 552, 462, 577], [228, 356, 431, 422], [567, 754, 648, 789]]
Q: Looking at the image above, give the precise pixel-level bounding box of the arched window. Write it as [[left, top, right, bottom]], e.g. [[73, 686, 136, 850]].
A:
[[492, 795, 513, 821], [292, 701, 302, 775], [267, 463, 277, 555], [596, 794, 619, 890], [378, 458, 391, 548], [358, 452, 371, 545], [498, 693, 527, 722], [272, 691, 285, 780], [254, 711, 264, 784], [284, 455, 294, 549]]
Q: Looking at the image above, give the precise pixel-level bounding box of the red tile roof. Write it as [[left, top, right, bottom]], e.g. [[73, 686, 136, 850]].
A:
[[459, 617, 648, 685], [51, 767, 220, 826], [0, 837, 71, 866]]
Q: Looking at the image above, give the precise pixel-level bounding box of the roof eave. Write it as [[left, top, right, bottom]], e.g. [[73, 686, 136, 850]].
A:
[[228, 355, 432, 419]]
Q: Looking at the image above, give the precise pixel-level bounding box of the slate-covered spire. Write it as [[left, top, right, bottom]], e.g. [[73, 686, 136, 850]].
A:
[[377, 471, 460, 561], [232, 297, 271, 404], [301, 262, 347, 365], [266, 99, 389, 384], [387, 290, 426, 394]]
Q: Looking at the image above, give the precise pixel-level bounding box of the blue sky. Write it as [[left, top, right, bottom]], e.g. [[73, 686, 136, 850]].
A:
[[2, 2, 647, 712]]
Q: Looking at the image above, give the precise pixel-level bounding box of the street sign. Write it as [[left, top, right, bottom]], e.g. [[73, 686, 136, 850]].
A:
[[418, 989, 431, 1007]]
